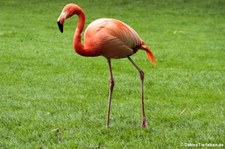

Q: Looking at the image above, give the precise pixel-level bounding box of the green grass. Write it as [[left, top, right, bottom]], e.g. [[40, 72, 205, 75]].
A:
[[0, 0, 225, 148]]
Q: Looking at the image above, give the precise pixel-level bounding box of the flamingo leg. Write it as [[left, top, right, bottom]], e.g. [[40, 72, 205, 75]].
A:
[[106, 59, 114, 128], [128, 56, 148, 128]]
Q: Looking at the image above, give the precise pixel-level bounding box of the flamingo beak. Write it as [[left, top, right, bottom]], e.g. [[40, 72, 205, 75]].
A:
[[57, 21, 63, 33], [57, 11, 66, 33]]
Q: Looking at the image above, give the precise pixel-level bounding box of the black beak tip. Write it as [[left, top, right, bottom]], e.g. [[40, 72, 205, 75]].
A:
[[57, 21, 63, 33]]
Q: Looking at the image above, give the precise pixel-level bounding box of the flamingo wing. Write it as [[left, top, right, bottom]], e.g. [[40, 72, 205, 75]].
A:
[[84, 18, 142, 59]]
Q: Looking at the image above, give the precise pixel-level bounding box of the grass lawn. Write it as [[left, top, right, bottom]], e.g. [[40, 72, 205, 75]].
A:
[[0, 0, 224, 148]]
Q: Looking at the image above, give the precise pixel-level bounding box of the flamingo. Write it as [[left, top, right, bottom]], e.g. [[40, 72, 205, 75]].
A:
[[57, 3, 156, 128]]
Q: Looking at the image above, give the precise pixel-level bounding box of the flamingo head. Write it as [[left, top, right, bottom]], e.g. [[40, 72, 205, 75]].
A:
[[57, 3, 82, 33]]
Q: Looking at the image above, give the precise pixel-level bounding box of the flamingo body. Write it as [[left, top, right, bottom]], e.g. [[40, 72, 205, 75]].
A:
[[84, 18, 141, 59], [57, 3, 156, 128]]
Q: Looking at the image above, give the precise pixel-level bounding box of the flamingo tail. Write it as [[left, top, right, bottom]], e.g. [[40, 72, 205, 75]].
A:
[[141, 42, 156, 64]]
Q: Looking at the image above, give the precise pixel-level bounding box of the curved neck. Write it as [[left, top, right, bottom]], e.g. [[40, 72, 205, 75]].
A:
[[73, 8, 86, 55], [73, 7, 97, 57]]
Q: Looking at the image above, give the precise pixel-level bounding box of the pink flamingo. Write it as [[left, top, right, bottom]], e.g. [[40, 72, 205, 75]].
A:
[[57, 3, 156, 128]]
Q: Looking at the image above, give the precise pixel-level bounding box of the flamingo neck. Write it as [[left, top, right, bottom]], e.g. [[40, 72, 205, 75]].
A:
[[73, 8, 97, 57]]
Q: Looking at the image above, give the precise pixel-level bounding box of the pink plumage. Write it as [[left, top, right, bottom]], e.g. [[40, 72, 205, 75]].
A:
[[57, 3, 156, 128], [85, 18, 141, 59]]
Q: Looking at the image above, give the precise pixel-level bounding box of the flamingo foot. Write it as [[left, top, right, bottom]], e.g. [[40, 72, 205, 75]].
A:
[[106, 124, 109, 128], [142, 117, 148, 128]]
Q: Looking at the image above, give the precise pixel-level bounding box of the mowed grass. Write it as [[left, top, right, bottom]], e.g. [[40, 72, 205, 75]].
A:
[[0, 0, 224, 148]]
